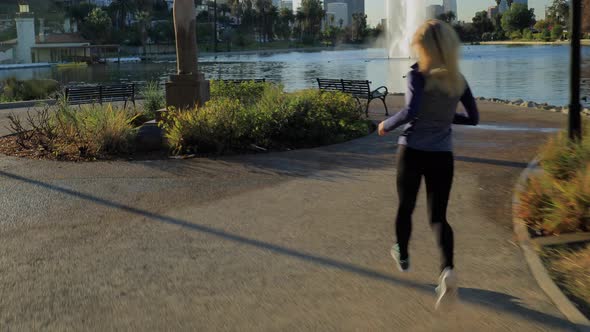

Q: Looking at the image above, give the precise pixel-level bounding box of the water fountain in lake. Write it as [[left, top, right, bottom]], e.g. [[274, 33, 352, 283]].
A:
[[387, 0, 426, 58]]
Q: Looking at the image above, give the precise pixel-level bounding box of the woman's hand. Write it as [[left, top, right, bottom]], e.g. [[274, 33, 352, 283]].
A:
[[378, 122, 387, 136]]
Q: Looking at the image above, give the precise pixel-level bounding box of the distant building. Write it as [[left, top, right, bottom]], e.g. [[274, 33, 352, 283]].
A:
[[442, 0, 457, 20], [281, 0, 294, 11], [487, 6, 499, 19], [426, 5, 444, 19], [88, 0, 113, 6], [272, 0, 281, 7], [324, 0, 364, 26], [498, 0, 509, 13], [327, 3, 348, 27], [512, 0, 529, 7], [10, 5, 118, 64]]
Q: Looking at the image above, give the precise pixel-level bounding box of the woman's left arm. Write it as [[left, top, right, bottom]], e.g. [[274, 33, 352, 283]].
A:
[[453, 84, 479, 126], [379, 71, 425, 136]]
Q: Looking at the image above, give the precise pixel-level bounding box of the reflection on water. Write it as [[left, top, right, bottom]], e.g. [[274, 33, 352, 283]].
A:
[[1, 45, 588, 106]]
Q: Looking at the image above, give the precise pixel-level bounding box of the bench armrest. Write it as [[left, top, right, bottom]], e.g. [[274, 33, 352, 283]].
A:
[[372, 86, 389, 95]]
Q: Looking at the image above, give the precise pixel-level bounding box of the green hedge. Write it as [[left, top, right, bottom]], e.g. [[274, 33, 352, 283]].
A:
[[163, 82, 372, 155]]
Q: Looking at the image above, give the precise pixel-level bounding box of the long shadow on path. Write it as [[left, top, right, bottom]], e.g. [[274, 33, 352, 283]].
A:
[[0, 170, 576, 330]]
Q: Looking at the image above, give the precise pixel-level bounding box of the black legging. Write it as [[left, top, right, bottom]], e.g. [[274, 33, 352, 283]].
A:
[[396, 145, 455, 270]]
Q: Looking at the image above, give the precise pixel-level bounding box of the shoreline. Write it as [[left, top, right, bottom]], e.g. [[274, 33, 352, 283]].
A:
[[144, 44, 369, 60], [480, 40, 590, 46]]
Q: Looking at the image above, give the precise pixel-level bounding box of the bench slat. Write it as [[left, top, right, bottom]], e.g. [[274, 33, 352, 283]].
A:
[[65, 83, 135, 106]]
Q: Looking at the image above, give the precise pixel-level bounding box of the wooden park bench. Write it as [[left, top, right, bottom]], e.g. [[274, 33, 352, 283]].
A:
[[64, 83, 136, 108], [316, 78, 389, 116]]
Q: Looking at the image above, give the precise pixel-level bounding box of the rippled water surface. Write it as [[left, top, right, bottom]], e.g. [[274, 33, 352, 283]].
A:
[[2, 45, 590, 106]]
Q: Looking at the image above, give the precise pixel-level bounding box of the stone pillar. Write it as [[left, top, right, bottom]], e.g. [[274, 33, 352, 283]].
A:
[[15, 16, 35, 64], [165, 0, 210, 110]]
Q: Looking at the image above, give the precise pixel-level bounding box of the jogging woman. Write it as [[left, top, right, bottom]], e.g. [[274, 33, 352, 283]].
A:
[[378, 20, 479, 308]]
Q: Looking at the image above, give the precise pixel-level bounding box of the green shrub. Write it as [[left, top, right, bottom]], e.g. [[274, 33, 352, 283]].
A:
[[163, 98, 245, 155], [210, 80, 274, 106], [519, 123, 590, 235], [541, 29, 552, 41], [7, 98, 137, 159], [522, 28, 533, 40], [510, 31, 523, 40], [544, 167, 590, 234], [140, 81, 165, 119], [517, 173, 556, 235], [163, 83, 371, 155], [1, 78, 60, 101], [539, 132, 589, 181], [277, 89, 368, 147], [551, 24, 564, 41], [481, 32, 493, 41]]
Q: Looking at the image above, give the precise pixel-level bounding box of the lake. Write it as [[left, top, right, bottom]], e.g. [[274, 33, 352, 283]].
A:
[[2, 44, 589, 107]]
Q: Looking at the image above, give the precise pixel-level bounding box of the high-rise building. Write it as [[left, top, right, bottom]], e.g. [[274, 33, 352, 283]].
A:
[[324, 0, 364, 26], [426, 5, 444, 19], [326, 2, 349, 27], [513, 0, 529, 7], [88, 0, 112, 6], [498, 0, 509, 13], [487, 6, 499, 19], [442, 0, 457, 18]]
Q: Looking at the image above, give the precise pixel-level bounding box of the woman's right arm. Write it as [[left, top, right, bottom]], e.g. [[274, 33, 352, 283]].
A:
[[453, 84, 479, 126]]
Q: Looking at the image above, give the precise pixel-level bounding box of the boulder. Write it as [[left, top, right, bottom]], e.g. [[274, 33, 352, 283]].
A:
[[135, 121, 164, 152]]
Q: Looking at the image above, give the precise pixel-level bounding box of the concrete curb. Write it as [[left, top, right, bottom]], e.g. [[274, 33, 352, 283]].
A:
[[513, 159, 590, 332]]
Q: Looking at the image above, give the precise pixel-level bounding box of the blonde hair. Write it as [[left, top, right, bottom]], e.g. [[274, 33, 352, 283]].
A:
[[412, 20, 465, 97]]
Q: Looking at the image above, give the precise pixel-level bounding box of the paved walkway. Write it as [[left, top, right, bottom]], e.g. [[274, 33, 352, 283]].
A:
[[0, 97, 577, 331]]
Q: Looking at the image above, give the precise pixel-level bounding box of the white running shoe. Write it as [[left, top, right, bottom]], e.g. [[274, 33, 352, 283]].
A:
[[390, 244, 410, 272], [435, 267, 458, 310]]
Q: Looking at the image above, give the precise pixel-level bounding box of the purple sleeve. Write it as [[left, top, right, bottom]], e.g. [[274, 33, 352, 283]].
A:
[[382, 71, 425, 132], [453, 84, 479, 126]]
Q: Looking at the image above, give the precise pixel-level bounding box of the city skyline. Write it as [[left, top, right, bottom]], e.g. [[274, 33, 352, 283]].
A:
[[361, 0, 551, 26]]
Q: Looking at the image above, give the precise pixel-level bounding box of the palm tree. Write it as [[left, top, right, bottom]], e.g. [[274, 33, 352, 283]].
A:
[[219, 3, 231, 18], [276, 7, 294, 40], [109, 0, 136, 29], [298, 0, 325, 43], [135, 10, 152, 54], [229, 0, 242, 24], [295, 9, 305, 41]]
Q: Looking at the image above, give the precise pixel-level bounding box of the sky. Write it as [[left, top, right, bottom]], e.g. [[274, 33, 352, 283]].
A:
[[291, 0, 552, 26]]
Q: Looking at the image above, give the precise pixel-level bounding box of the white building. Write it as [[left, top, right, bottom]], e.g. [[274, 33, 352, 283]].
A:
[[15, 12, 35, 63], [327, 2, 349, 27], [442, 0, 457, 17], [426, 5, 444, 19]]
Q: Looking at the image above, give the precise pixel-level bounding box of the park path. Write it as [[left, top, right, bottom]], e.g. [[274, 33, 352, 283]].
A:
[[0, 97, 578, 331]]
